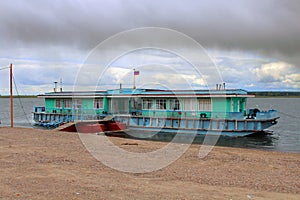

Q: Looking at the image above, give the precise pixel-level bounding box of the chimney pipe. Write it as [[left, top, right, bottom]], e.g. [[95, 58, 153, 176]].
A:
[[60, 78, 63, 92], [54, 81, 58, 92]]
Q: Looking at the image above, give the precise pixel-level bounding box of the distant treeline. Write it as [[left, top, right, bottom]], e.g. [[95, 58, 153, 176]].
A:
[[0, 95, 37, 98], [248, 91, 300, 97]]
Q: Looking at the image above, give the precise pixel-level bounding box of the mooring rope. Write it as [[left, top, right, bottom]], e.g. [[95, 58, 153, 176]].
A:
[[278, 111, 300, 120], [12, 74, 32, 125]]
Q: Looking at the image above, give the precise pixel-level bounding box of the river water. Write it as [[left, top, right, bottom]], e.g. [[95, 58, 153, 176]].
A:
[[0, 97, 299, 153]]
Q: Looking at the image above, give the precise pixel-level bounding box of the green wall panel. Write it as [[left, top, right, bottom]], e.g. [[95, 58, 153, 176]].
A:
[[45, 99, 55, 112]]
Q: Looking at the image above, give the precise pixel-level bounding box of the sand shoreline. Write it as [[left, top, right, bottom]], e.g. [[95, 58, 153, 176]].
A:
[[0, 127, 299, 199]]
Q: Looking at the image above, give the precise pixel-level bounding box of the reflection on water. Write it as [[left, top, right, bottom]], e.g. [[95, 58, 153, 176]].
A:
[[200, 133, 278, 150], [248, 98, 300, 153], [120, 130, 279, 151]]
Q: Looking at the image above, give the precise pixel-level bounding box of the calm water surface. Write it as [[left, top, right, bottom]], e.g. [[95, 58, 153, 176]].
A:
[[0, 98, 299, 153], [246, 98, 300, 153]]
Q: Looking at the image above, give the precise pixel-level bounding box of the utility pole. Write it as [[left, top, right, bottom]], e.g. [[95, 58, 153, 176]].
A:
[[10, 63, 13, 128]]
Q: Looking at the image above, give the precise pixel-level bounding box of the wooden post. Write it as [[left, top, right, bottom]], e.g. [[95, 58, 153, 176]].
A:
[[10, 63, 13, 128]]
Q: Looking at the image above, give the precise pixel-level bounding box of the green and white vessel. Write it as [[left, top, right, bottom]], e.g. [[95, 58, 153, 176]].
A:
[[33, 87, 279, 136]]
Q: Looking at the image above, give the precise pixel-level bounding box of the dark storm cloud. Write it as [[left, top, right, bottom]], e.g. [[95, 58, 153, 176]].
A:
[[0, 0, 124, 49], [0, 0, 300, 66]]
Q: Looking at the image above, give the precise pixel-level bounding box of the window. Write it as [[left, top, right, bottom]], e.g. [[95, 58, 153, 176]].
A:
[[198, 99, 211, 111], [131, 97, 141, 109], [94, 99, 103, 109], [55, 99, 62, 108], [73, 99, 82, 109], [109, 98, 129, 113], [156, 99, 166, 110], [170, 99, 180, 110], [64, 99, 71, 108], [183, 99, 197, 111], [143, 99, 153, 109]]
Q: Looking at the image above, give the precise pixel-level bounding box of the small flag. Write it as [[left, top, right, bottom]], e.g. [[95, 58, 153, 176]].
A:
[[134, 70, 140, 76]]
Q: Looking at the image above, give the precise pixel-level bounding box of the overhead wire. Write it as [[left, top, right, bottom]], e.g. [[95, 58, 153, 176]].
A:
[[0, 66, 10, 71]]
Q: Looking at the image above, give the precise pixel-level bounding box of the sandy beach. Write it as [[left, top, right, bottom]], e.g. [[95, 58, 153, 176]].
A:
[[0, 127, 299, 199]]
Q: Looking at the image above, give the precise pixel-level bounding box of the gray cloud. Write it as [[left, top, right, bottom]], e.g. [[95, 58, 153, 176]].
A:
[[0, 0, 299, 94], [0, 0, 299, 65]]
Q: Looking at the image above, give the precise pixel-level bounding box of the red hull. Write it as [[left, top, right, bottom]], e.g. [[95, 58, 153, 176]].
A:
[[74, 121, 126, 133], [108, 122, 126, 131], [77, 123, 106, 133]]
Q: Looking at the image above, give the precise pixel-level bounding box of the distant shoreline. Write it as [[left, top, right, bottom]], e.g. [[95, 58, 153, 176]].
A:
[[0, 95, 37, 98], [253, 95, 300, 98], [248, 91, 300, 98]]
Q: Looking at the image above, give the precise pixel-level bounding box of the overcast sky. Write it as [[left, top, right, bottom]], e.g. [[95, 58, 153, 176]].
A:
[[0, 0, 299, 94]]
